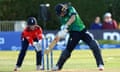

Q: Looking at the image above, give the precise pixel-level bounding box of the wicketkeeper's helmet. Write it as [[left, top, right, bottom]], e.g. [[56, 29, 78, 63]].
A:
[[27, 17, 37, 25]]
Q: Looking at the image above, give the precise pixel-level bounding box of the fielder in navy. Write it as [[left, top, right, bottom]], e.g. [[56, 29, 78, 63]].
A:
[[52, 3, 104, 71], [14, 17, 43, 71]]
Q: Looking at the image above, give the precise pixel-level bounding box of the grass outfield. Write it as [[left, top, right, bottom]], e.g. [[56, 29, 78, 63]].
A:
[[0, 49, 120, 72]]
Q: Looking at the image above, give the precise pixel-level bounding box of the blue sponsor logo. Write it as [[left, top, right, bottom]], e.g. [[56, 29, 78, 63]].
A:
[[0, 32, 120, 51]]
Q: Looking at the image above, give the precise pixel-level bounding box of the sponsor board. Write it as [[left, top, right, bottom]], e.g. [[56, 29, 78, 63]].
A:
[[0, 30, 120, 50]]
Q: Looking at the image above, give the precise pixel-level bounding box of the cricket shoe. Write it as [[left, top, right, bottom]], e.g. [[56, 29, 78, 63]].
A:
[[98, 64, 104, 71], [36, 65, 44, 71], [52, 65, 60, 71], [14, 66, 20, 71]]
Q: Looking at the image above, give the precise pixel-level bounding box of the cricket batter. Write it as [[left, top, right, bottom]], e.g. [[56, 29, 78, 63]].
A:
[[14, 17, 43, 71], [52, 3, 104, 71]]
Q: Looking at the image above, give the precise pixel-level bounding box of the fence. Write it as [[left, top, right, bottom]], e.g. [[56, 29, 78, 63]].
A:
[[0, 21, 26, 32]]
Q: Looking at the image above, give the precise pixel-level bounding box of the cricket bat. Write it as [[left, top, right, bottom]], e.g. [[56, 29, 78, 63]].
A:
[[44, 36, 60, 55], [44, 29, 68, 55]]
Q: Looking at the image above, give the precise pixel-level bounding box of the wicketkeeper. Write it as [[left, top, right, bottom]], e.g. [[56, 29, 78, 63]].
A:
[[52, 2, 104, 71], [14, 17, 43, 71]]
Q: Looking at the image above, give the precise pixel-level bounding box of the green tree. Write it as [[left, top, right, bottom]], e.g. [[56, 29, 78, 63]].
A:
[[104, 0, 120, 22], [0, 0, 108, 30]]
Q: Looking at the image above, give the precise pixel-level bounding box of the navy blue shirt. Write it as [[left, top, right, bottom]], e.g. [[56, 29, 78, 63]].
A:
[[90, 23, 102, 30]]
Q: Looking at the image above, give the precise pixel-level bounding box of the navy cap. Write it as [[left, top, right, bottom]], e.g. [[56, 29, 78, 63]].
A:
[[27, 17, 37, 25]]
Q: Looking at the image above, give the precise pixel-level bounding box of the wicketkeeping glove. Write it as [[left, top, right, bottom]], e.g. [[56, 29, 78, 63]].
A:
[[33, 40, 42, 52]]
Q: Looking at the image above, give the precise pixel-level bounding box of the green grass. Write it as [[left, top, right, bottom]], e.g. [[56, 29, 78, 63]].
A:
[[0, 49, 120, 72]]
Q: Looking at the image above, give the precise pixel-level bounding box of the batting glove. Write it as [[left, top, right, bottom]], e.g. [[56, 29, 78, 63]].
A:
[[60, 24, 68, 30], [57, 29, 68, 39]]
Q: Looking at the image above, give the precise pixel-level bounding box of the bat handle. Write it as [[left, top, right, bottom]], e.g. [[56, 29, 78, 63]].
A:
[[44, 47, 51, 55]]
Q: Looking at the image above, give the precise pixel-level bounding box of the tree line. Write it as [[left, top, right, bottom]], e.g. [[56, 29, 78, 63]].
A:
[[0, 0, 119, 30]]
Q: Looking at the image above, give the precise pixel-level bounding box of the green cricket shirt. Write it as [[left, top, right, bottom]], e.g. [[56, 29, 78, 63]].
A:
[[60, 6, 85, 31]]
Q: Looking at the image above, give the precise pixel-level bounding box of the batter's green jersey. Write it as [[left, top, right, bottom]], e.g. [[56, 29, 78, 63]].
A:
[[60, 6, 85, 31]]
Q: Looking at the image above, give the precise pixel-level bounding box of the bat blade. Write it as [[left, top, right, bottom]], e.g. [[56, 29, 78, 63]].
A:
[[44, 36, 60, 54]]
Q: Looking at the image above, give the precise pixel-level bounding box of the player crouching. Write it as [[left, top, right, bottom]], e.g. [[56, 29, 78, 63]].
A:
[[14, 17, 43, 71]]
